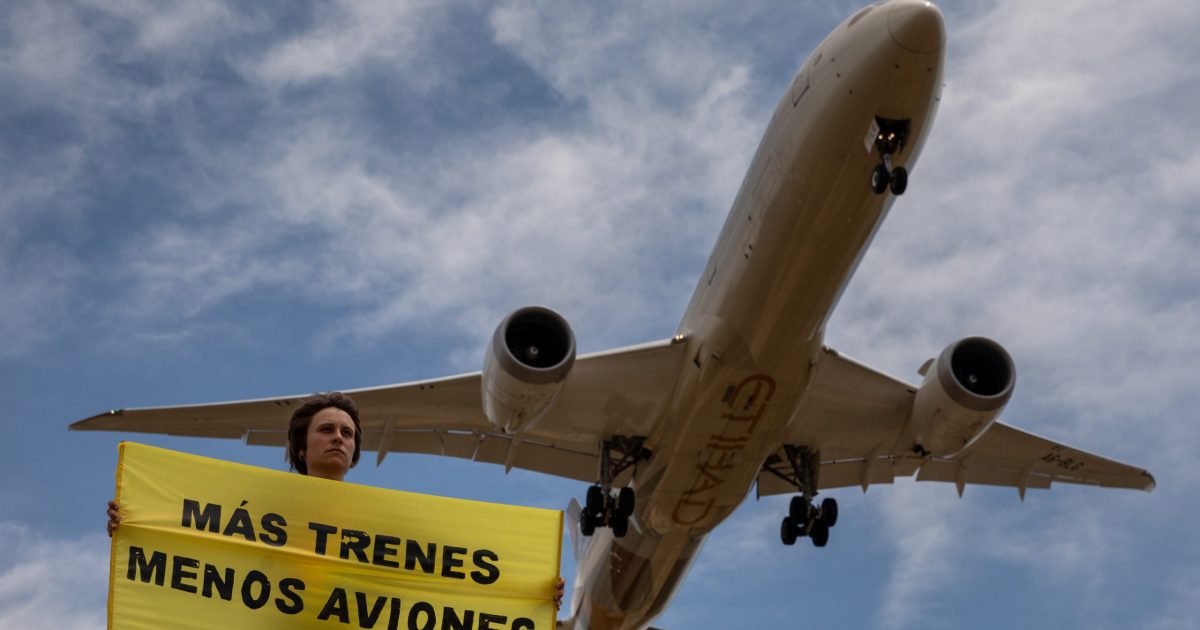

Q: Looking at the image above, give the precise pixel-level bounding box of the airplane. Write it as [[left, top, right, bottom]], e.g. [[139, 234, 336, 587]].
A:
[[71, 1, 1155, 628]]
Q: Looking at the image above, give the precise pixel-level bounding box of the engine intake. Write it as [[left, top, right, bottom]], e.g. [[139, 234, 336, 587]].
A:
[[910, 337, 1015, 456], [482, 306, 576, 434]]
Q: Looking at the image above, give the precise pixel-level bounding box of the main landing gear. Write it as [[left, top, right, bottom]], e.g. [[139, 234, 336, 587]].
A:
[[869, 117, 911, 196], [581, 485, 635, 537], [579, 436, 649, 539], [780, 496, 839, 548], [764, 445, 840, 548]]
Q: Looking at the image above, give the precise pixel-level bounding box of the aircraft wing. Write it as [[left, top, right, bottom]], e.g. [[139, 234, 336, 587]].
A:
[[757, 347, 1155, 498], [71, 337, 689, 484]]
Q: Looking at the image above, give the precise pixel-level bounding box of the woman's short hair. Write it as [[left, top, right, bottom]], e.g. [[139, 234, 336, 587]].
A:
[[285, 392, 362, 475]]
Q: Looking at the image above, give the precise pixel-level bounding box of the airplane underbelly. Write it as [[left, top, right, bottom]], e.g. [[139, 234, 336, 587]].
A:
[[637, 315, 815, 535], [573, 529, 704, 630], [571, 316, 815, 629]]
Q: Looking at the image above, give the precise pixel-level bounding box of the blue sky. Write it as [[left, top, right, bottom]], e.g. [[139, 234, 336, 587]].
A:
[[2, 0, 1197, 627]]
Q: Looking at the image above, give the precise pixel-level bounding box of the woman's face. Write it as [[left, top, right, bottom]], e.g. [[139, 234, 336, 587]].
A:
[[301, 406, 356, 481]]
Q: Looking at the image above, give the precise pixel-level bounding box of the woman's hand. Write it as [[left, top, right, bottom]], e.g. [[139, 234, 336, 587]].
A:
[[107, 500, 120, 537], [554, 577, 565, 612]]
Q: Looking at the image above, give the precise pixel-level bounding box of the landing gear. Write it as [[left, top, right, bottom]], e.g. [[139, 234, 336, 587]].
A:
[[581, 483, 636, 538], [579, 437, 649, 539], [779, 497, 838, 548], [889, 166, 908, 195], [617, 487, 635, 517], [809, 520, 830, 548], [871, 164, 890, 194], [585, 486, 605, 515], [765, 445, 840, 548], [868, 117, 912, 196], [580, 510, 597, 536], [820, 496, 838, 527], [781, 517, 798, 546], [612, 512, 629, 538]]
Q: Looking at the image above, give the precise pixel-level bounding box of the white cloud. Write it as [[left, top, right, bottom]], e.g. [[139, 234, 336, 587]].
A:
[[877, 485, 962, 628], [877, 483, 1150, 628], [0, 523, 108, 630], [79, 0, 768, 371], [247, 0, 447, 89], [0, 248, 80, 360], [1146, 566, 1200, 630], [2, 2, 96, 93], [83, 0, 241, 55], [1, 0, 776, 368]]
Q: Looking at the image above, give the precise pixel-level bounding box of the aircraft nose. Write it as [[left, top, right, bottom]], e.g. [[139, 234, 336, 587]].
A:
[[888, 0, 945, 54]]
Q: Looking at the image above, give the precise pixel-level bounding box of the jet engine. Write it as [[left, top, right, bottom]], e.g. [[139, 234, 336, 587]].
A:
[[481, 306, 576, 434], [909, 337, 1015, 457]]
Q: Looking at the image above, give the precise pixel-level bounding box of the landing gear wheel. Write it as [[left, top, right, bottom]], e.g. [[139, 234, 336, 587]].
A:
[[780, 517, 798, 546], [889, 167, 908, 195], [871, 165, 890, 194], [580, 512, 596, 537], [611, 514, 629, 538], [788, 496, 810, 524], [820, 497, 839, 528], [810, 521, 830, 548], [585, 486, 604, 515], [617, 487, 635, 517]]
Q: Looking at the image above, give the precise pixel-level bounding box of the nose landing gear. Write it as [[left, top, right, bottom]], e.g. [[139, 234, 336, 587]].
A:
[[871, 161, 908, 196], [868, 117, 911, 196]]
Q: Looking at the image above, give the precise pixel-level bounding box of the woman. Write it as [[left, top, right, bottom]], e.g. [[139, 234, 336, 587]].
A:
[[283, 390, 362, 481], [108, 392, 564, 610]]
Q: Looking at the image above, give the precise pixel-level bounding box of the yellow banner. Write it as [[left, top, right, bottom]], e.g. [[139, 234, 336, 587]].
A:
[[109, 442, 562, 630]]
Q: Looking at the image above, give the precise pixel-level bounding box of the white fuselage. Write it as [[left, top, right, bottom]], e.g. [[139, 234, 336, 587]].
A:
[[570, 2, 945, 628]]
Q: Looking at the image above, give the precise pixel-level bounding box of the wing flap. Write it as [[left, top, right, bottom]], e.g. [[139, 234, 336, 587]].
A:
[[914, 459, 1052, 491], [245, 430, 287, 447], [369, 429, 598, 482], [757, 454, 922, 496]]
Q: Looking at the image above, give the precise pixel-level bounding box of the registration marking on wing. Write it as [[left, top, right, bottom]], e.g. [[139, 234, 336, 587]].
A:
[[1040, 445, 1086, 472]]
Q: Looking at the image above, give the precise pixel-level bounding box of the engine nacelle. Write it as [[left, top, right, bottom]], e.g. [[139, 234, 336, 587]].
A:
[[481, 306, 576, 434], [909, 337, 1015, 457]]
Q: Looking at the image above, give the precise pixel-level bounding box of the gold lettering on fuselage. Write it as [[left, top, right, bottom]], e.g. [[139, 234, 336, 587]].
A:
[[672, 374, 777, 525]]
